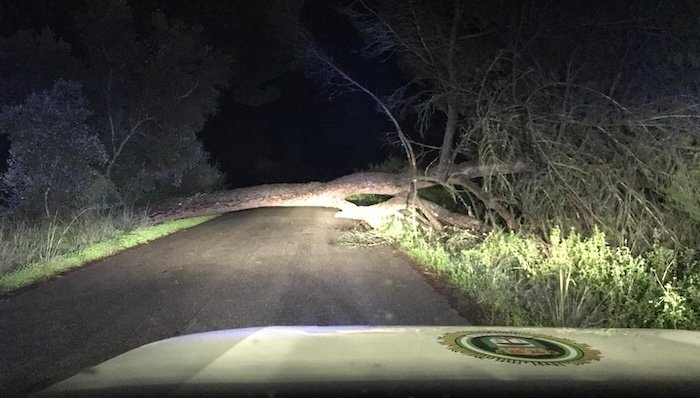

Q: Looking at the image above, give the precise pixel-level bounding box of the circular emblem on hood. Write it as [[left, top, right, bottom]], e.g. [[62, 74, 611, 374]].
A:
[[439, 331, 601, 366]]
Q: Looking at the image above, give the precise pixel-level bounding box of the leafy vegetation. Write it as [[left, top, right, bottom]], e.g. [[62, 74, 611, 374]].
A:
[[76, 4, 229, 202], [323, 1, 700, 330], [0, 80, 105, 215], [340, 0, 700, 250], [0, 1, 228, 217], [365, 154, 407, 173], [361, 218, 699, 329], [0, 210, 217, 293]]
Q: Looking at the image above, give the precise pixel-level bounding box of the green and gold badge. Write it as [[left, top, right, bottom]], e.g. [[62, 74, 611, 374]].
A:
[[439, 331, 601, 366]]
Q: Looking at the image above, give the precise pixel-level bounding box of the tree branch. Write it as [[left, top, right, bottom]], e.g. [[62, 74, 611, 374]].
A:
[[448, 174, 519, 230], [310, 48, 419, 207], [105, 115, 155, 178]]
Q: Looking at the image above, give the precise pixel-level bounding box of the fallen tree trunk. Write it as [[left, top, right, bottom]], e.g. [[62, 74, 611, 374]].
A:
[[149, 161, 530, 230], [149, 172, 413, 225]]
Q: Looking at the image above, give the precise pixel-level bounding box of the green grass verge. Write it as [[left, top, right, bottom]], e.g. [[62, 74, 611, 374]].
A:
[[373, 218, 700, 329], [0, 215, 218, 293]]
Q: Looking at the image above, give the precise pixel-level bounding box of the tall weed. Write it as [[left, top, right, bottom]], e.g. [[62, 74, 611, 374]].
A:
[[392, 221, 699, 329], [0, 207, 149, 276]]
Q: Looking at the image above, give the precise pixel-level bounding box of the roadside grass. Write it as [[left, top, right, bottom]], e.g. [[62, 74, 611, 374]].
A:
[[0, 211, 218, 293], [357, 217, 700, 329]]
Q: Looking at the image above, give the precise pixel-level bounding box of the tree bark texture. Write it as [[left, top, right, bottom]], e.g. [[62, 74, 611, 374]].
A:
[[149, 161, 530, 230]]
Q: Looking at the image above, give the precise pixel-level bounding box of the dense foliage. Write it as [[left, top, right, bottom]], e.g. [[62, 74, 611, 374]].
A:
[[334, 0, 700, 329], [0, 0, 228, 216], [343, 0, 700, 251], [76, 2, 229, 202], [0, 80, 105, 215], [389, 222, 700, 329]]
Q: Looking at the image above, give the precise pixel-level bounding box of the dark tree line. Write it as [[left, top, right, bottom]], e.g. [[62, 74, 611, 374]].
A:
[[0, 0, 304, 217], [0, 1, 227, 215]]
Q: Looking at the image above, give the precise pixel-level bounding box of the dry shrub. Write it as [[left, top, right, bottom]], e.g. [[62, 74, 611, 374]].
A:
[[464, 55, 700, 252]]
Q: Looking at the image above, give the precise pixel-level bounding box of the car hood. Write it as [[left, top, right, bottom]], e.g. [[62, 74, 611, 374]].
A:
[[37, 326, 700, 397]]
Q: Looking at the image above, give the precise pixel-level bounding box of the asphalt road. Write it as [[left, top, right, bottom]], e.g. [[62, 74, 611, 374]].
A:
[[0, 207, 468, 397]]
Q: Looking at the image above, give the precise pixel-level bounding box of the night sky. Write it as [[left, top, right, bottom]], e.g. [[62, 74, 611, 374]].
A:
[[0, 0, 403, 188]]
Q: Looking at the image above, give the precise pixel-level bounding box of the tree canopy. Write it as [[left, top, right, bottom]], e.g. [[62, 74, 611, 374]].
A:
[[0, 80, 104, 215], [75, 1, 229, 201], [0, 0, 231, 214]]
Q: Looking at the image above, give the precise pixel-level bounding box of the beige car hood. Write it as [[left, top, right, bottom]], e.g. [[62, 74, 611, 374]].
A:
[[37, 326, 700, 397]]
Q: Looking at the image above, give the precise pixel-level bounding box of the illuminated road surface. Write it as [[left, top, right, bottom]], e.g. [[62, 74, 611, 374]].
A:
[[0, 207, 467, 396]]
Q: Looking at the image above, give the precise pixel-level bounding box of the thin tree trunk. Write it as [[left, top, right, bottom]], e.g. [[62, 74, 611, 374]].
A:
[[439, 101, 458, 177], [437, 0, 463, 179]]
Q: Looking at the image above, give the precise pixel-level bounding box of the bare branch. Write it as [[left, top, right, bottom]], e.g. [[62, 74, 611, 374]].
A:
[[306, 46, 419, 206], [175, 80, 199, 99]]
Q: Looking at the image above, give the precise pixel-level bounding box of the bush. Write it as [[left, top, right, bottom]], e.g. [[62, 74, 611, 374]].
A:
[[0, 80, 105, 216], [666, 157, 700, 224], [467, 61, 700, 253], [391, 221, 699, 329], [366, 154, 406, 173], [112, 143, 225, 204]]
